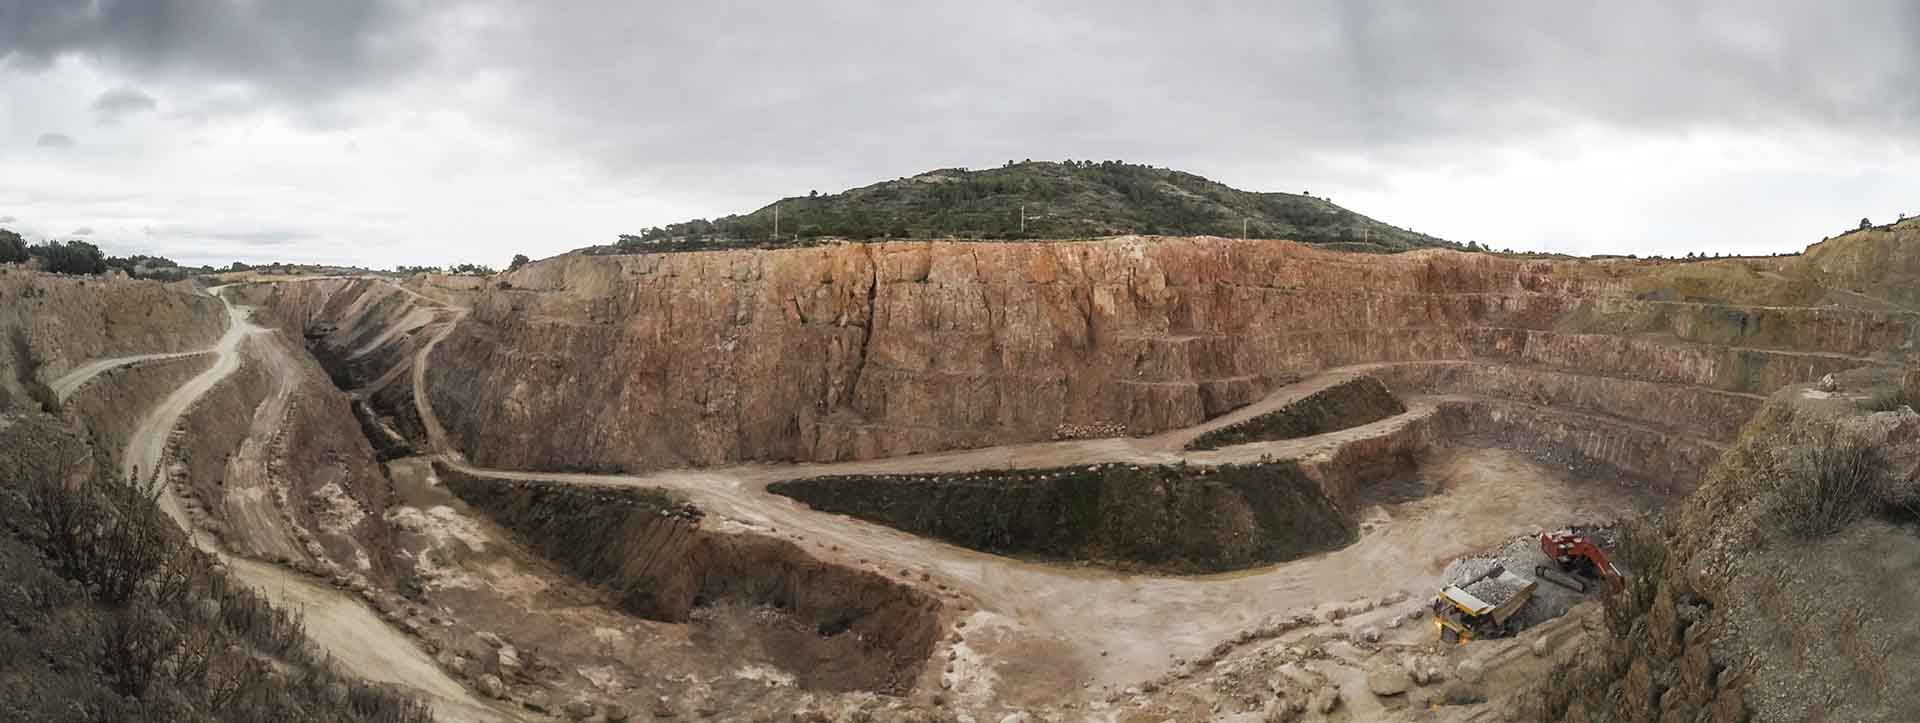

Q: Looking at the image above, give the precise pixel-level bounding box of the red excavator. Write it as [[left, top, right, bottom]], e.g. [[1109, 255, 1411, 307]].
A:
[[1536, 529, 1625, 594]]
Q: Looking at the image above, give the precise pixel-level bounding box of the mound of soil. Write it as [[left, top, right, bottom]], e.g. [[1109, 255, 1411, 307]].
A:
[[437, 466, 942, 694], [768, 461, 1356, 574], [1187, 376, 1406, 451]]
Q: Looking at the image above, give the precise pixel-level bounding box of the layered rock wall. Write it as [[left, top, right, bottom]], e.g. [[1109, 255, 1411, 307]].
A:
[[411, 238, 1882, 474]]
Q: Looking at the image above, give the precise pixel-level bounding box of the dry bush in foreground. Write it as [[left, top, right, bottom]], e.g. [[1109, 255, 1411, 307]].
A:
[[1, 453, 432, 722], [1765, 422, 1887, 539]]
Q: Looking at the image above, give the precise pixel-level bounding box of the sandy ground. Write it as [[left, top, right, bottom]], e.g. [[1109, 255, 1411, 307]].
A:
[[447, 443, 1653, 704], [88, 286, 510, 722]]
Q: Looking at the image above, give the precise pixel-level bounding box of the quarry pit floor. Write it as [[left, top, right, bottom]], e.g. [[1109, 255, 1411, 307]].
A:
[[446, 442, 1658, 708], [69, 279, 1673, 719]]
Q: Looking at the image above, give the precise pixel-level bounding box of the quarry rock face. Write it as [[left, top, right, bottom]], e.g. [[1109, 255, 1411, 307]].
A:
[[413, 237, 1886, 477]]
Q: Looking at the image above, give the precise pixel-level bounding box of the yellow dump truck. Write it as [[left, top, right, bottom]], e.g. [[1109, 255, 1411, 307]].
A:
[[1433, 565, 1537, 643]]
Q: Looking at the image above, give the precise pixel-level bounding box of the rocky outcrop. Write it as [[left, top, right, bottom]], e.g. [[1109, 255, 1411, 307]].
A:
[[1521, 379, 1920, 722]]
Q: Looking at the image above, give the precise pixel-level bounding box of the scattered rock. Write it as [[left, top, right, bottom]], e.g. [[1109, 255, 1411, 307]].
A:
[[476, 674, 506, 699], [562, 698, 595, 720], [520, 690, 549, 713], [1441, 682, 1487, 705], [1356, 626, 1381, 643], [1456, 658, 1485, 684], [1531, 635, 1552, 657], [603, 703, 631, 721], [1385, 615, 1404, 629], [1367, 666, 1412, 697], [1820, 373, 1840, 392], [1311, 685, 1342, 713], [477, 631, 504, 648], [998, 713, 1032, 723], [497, 645, 521, 671]]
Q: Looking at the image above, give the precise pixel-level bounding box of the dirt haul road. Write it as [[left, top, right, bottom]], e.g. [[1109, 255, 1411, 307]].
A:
[[370, 278, 1651, 702], [109, 286, 508, 722]]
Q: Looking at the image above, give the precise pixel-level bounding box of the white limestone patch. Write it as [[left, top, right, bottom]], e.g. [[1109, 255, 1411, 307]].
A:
[[732, 663, 796, 687], [310, 481, 368, 533], [386, 504, 487, 552]]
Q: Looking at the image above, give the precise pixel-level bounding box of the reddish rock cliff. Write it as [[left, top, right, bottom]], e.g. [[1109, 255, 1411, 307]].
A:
[[407, 237, 1896, 476]]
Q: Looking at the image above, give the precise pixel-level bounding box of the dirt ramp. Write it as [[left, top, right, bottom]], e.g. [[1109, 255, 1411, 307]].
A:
[[1186, 376, 1405, 451], [769, 461, 1357, 573], [437, 466, 942, 694]]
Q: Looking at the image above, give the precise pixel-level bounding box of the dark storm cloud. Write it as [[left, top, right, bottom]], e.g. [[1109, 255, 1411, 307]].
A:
[[35, 132, 75, 148], [91, 86, 157, 122], [0, 0, 426, 100]]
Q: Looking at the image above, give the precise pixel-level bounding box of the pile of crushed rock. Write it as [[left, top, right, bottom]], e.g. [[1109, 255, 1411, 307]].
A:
[[1440, 531, 1609, 632]]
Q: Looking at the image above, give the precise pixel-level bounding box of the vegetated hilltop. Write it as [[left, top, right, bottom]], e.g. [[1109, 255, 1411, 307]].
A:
[[599, 160, 1451, 252]]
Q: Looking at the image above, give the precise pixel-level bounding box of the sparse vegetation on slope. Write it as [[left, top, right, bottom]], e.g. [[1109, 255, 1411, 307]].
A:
[[0, 419, 432, 722], [601, 160, 1450, 252]]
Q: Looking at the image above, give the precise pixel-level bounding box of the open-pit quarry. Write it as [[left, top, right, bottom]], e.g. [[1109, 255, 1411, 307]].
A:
[[6, 220, 1920, 721]]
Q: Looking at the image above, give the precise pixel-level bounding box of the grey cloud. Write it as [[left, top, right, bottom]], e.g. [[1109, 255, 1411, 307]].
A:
[[71, 227, 93, 236], [476, 1, 1920, 198], [0, 216, 15, 224], [0, 0, 429, 101], [35, 132, 75, 148], [92, 86, 157, 122], [145, 224, 314, 247]]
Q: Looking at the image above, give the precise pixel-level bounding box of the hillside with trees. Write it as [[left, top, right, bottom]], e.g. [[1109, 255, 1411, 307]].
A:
[[601, 161, 1451, 253]]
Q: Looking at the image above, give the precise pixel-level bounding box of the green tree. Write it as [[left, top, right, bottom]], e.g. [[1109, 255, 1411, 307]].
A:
[[0, 228, 26, 264], [508, 254, 531, 271], [29, 240, 108, 275]]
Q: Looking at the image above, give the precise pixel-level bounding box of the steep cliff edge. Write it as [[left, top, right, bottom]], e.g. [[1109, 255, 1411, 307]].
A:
[[1518, 366, 1920, 723], [399, 236, 1897, 476]]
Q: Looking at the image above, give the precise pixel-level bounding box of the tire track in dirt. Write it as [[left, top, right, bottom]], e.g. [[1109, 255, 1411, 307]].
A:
[[113, 286, 510, 722]]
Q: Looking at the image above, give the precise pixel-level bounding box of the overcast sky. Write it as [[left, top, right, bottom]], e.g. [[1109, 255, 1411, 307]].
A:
[[3, 1, 1917, 267]]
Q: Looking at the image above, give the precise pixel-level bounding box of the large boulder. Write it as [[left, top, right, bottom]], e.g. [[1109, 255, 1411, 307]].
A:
[[1367, 665, 1413, 697]]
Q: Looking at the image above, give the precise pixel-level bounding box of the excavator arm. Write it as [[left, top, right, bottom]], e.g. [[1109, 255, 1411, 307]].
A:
[[1539, 530, 1626, 594]]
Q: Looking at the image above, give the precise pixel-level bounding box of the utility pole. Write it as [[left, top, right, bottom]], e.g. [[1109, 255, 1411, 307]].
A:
[[1242, 218, 1248, 239], [1019, 204, 1026, 234], [773, 202, 780, 239]]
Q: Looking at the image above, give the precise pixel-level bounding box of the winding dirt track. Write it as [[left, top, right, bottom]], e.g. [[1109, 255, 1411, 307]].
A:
[[377, 279, 1657, 698], [94, 287, 509, 722]]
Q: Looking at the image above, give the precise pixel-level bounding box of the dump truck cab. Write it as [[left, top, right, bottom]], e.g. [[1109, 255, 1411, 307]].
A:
[[1433, 566, 1537, 643]]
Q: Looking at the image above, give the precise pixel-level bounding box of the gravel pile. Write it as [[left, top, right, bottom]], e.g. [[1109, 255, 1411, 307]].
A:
[[1465, 574, 1530, 607], [1441, 533, 1596, 631]]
